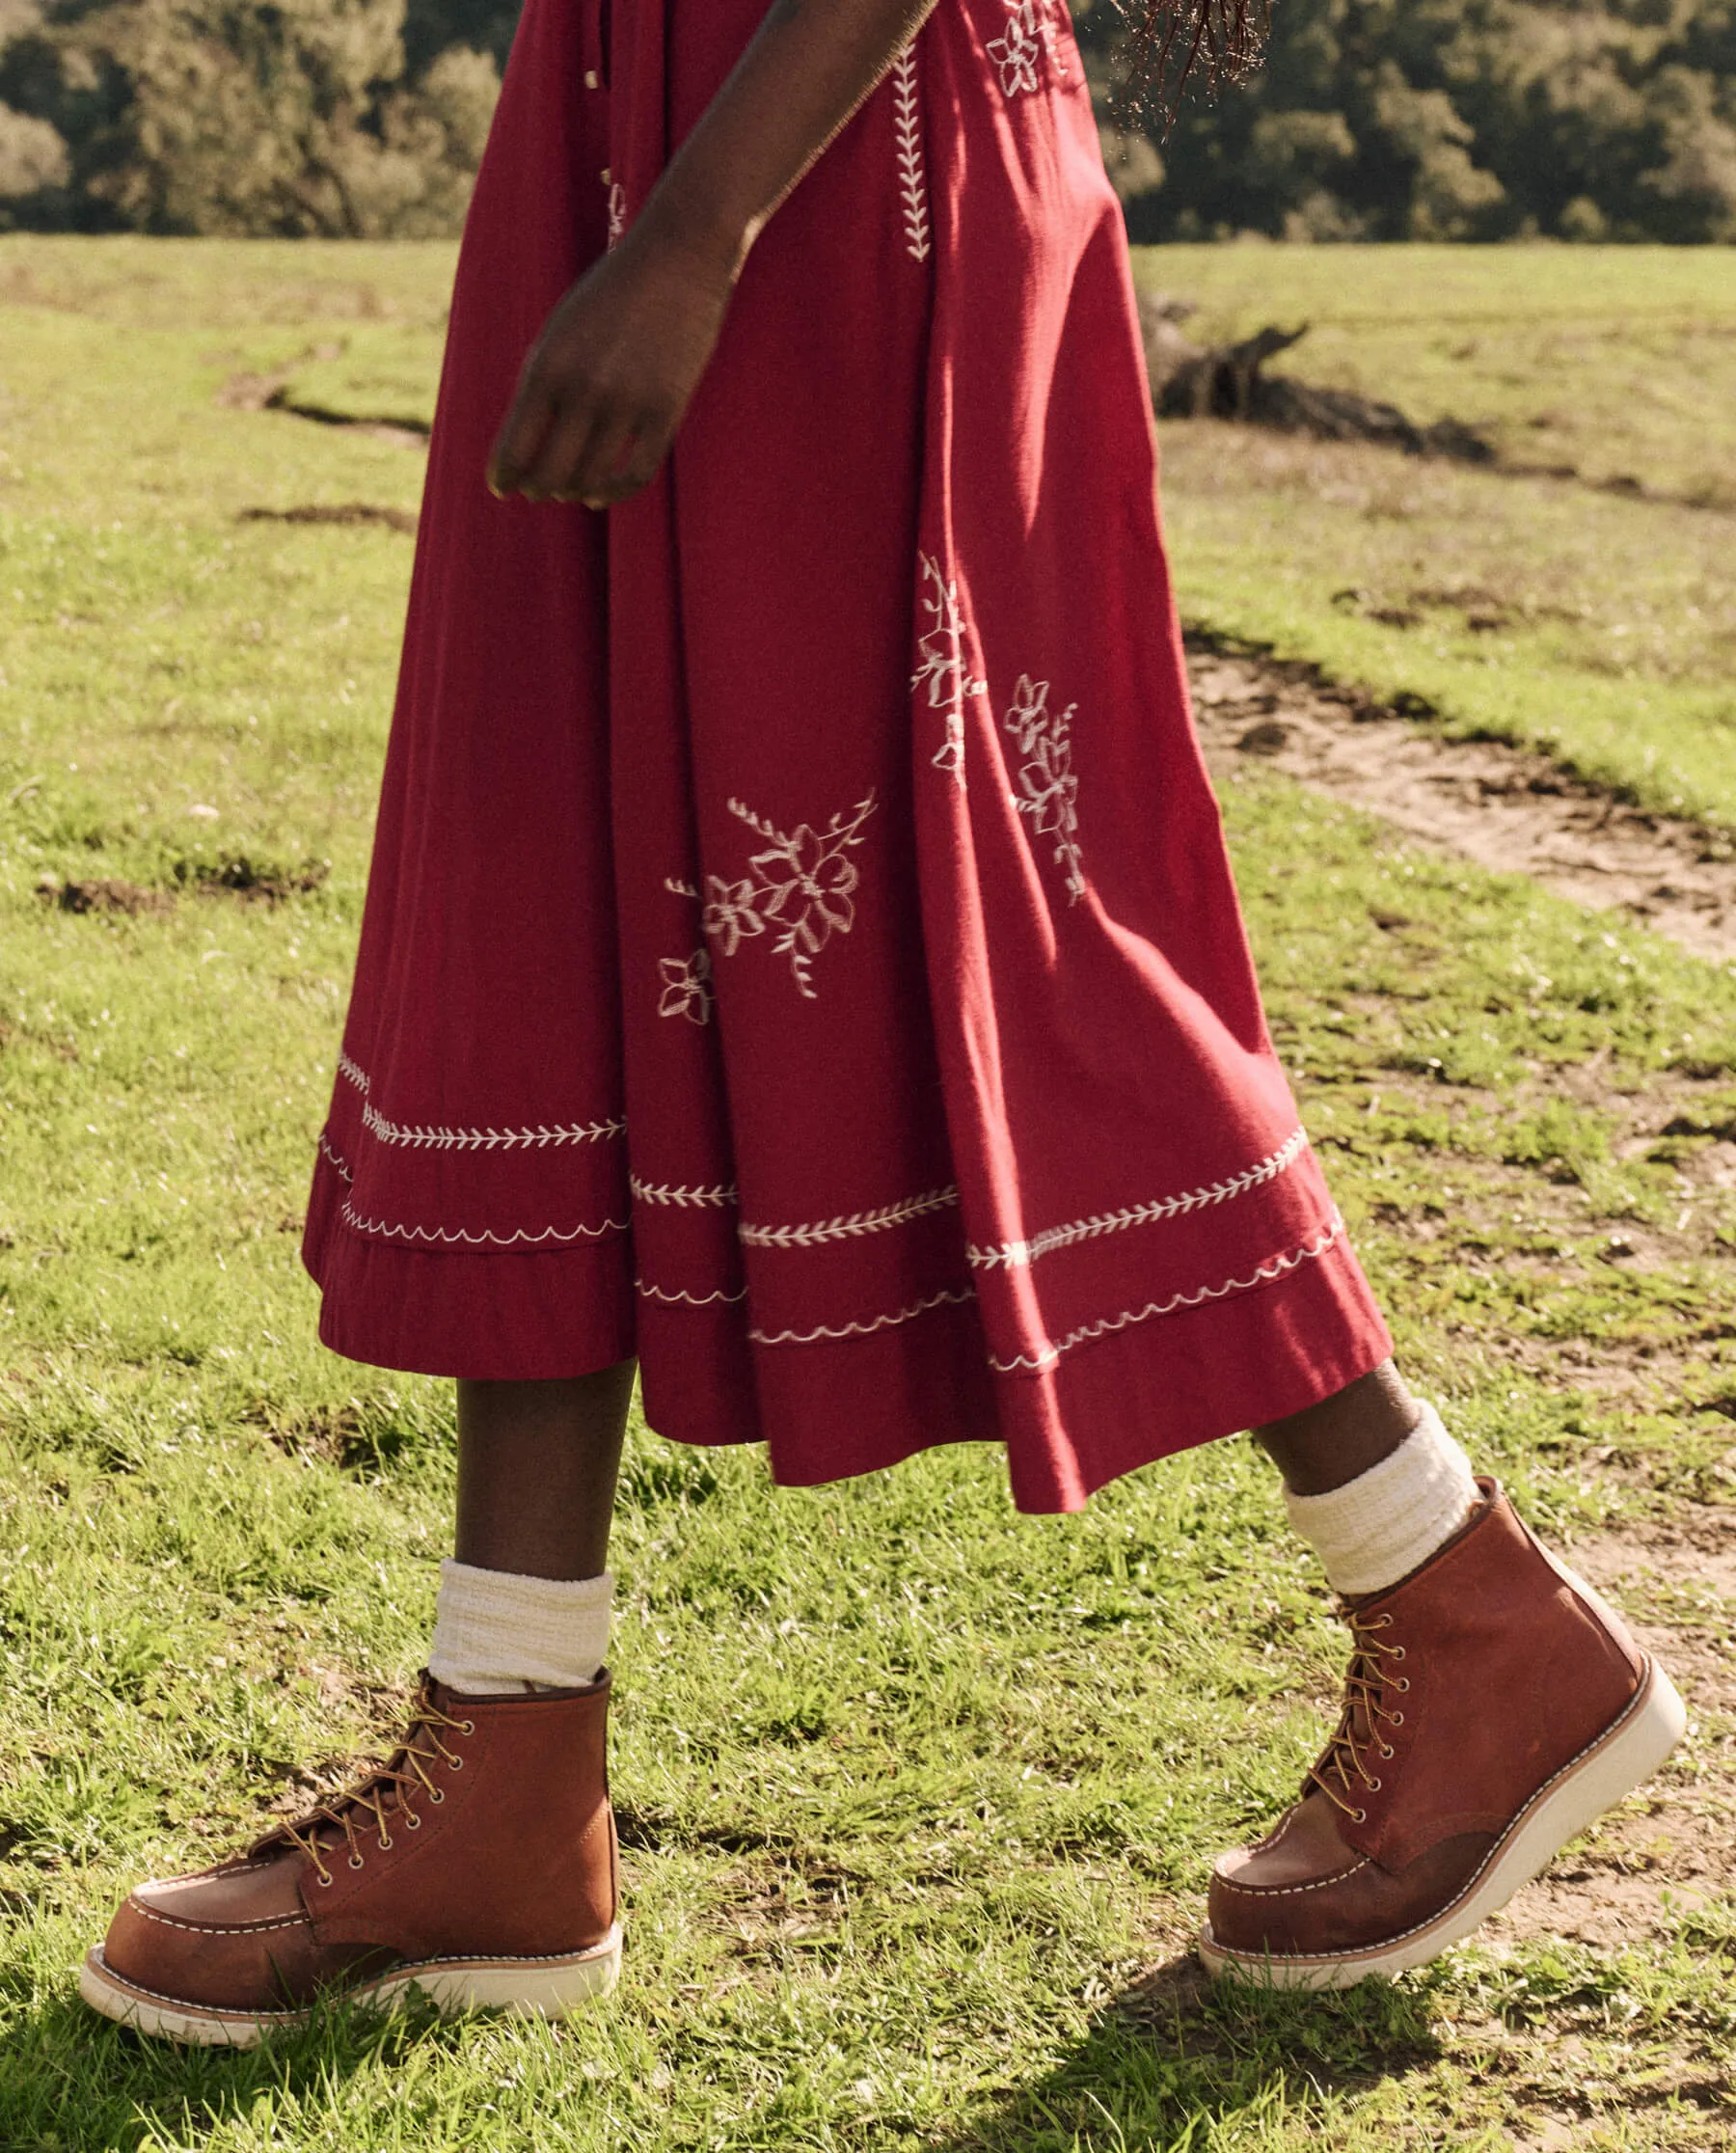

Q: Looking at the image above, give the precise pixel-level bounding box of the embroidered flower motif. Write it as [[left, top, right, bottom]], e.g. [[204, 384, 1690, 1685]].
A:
[[912, 554, 987, 788], [1039, 0, 1071, 78], [987, 1, 1044, 96], [1003, 676, 1084, 902], [606, 179, 628, 249], [716, 793, 878, 1000], [658, 946, 714, 1024], [702, 874, 767, 958]]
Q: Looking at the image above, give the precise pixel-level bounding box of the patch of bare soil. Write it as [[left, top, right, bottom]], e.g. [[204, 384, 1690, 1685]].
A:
[[35, 856, 328, 914], [1487, 1506, 1736, 1956], [34, 876, 171, 916], [240, 503, 417, 535], [218, 363, 430, 448], [1189, 646, 1736, 967]]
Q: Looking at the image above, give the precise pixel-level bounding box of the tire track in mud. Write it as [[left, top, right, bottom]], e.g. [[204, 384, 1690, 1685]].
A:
[[1188, 641, 1736, 968]]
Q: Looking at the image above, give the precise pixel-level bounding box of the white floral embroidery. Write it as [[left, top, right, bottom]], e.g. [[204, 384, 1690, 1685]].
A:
[[361, 1104, 625, 1151], [714, 792, 878, 1000], [658, 946, 714, 1024], [987, 1, 1044, 96], [742, 1186, 960, 1249], [891, 46, 930, 263], [317, 1131, 354, 1184], [987, 1215, 1346, 1371], [1004, 674, 1084, 901], [334, 1054, 626, 1149], [702, 874, 766, 958], [606, 178, 628, 249], [631, 1178, 739, 1209], [1040, 0, 1071, 78], [750, 1284, 975, 1347], [967, 1130, 1310, 1270], [637, 1279, 749, 1308], [912, 555, 987, 787], [340, 1203, 630, 1248], [664, 876, 699, 899]]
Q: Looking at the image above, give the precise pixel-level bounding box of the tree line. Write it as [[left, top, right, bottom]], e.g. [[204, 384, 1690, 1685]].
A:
[[1, 0, 1732, 239]]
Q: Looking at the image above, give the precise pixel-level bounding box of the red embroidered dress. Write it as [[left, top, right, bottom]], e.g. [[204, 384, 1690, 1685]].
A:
[[303, 0, 1392, 1512]]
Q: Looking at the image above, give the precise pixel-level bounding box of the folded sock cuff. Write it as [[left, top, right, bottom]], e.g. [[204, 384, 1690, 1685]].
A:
[[428, 1560, 612, 1694], [1285, 1404, 1479, 1596]]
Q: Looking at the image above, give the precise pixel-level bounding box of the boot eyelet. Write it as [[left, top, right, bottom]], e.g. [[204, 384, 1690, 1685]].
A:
[[1389, 1712, 1404, 1727], [377, 1836, 393, 1851], [404, 1812, 422, 1830], [429, 1788, 446, 1805], [448, 1757, 464, 1771], [1396, 1677, 1411, 1692], [1390, 1647, 1406, 1661], [1352, 1808, 1368, 1823], [316, 1874, 334, 1889], [460, 1720, 475, 1735], [1380, 1744, 1395, 1758], [348, 1854, 366, 1870], [1367, 1778, 1382, 1792]]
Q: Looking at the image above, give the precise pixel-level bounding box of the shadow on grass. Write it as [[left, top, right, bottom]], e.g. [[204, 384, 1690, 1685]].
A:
[[0, 1984, 463, 2153], [5, 1950, 1445, 2152], [925, 1949, 1446, 2151]]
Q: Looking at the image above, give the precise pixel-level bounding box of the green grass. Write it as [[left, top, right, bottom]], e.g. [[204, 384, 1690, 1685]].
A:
[[1131, 244, 1736, 831], [5, 237, 1736, 2149]]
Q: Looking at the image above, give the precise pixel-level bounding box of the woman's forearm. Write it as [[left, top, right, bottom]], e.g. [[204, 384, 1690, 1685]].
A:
[[490, 0, 942, 503], [639, 0, 943, 274]]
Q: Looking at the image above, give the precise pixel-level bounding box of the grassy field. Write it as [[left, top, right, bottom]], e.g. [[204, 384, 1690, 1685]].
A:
[[3, 237, 1736, 2150], [1133, 245, 1736, 831]]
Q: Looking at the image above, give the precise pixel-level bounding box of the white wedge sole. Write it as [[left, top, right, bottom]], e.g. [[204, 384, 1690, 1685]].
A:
[[1200, 1656, 1686, 1990], [78, 1924, 623, 2047]]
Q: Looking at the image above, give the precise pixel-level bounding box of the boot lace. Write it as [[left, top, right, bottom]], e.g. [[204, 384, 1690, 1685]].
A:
[[273, 1678, 474, 1889], [1306, 1609, 1411, 1825]]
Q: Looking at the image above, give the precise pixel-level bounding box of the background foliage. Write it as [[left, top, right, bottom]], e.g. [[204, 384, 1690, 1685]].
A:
[[0, 0, 507, 235], [0, 0, 1733, 239], [1091, 0, 1736, 243]]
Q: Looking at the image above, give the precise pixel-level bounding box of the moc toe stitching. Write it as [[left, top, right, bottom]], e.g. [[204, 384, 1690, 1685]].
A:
[[1214, 1669, 1661, 1965], [132, 1905, 311, 1936], [1213, 1859, 1373, 1900]]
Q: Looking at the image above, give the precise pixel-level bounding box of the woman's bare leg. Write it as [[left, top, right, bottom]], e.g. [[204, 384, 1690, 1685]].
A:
[[1254, 1360, 1422, 1495], [455, 1362, 637, 1580]]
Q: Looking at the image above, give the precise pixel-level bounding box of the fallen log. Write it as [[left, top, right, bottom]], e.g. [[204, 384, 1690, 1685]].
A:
[[1137, 291, 1495, 465]]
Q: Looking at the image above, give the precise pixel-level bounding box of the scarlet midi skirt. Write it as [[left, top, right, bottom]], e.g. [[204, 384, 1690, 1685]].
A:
[[303, 0, 1393, 1512]]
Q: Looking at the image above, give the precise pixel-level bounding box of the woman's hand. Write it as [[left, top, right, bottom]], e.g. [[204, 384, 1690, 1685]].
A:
[[489, 0, 941, 508], [488, 217, 740, 509]]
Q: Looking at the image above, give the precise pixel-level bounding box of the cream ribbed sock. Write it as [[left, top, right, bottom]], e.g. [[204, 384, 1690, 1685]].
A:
[[427, 1561, 612, 1694], [1285, 1404, 1480, 1596]]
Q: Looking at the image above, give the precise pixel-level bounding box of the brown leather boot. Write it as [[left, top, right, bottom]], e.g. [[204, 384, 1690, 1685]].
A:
[[80, 1673, 620, 2045], [1200, 1481, 1684, 1987]]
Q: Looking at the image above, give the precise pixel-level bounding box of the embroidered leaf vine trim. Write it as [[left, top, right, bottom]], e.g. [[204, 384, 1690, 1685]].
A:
[[742, 1186, 960, 1249], [967, 1129, 1310, 1269], [892, 47, 931, 263]]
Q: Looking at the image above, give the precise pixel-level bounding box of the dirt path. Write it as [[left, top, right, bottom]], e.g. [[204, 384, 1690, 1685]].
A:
[[1188, 645, 1736, 967]]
